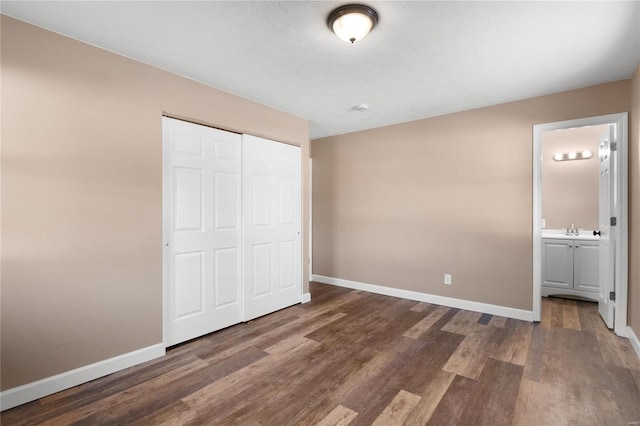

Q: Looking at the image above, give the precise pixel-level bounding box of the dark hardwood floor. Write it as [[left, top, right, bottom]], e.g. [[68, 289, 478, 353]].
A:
[[3, 282, 640, 425]]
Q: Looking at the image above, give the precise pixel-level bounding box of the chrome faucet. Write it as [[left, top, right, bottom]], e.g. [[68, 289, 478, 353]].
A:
[[567, 224, 579, 236]]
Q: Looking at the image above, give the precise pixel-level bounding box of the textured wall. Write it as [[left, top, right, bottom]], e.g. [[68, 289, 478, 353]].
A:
[[312, 80, 630, 311], [1, 17, 309, 390]]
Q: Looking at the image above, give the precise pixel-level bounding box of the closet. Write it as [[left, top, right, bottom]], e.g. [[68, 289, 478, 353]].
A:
[[162, 117, 301, 346]]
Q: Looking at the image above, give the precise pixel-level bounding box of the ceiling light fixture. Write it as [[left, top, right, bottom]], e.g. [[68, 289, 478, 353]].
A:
[[553, 150, 593, 161], [327, 4, 378, 44]]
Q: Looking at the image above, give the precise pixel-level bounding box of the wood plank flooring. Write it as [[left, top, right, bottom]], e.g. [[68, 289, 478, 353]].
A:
[[2, 282, 640, 425]]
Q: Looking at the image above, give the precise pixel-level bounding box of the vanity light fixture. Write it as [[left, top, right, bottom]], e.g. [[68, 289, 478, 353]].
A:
[[327, 4, 379, 44], [553, 150, 593, 161]]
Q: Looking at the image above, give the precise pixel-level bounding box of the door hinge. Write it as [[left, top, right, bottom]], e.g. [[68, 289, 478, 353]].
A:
[[611, 142, 617, 152], [609, 291, 616, 301], [610, 217, 617, 226]]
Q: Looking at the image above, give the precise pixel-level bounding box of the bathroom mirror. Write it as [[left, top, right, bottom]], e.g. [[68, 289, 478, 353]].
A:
[[541, 125, 607, 231]]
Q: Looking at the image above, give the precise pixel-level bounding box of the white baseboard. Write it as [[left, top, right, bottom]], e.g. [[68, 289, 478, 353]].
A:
[[301, 292, 311, 304], [312, 274, 534, 322], [628, 326, 640, 361], [0, 343, 165, 411]]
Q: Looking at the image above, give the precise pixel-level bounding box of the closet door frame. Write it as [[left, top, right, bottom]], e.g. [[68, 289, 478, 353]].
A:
[[162, 116, 303, 347]]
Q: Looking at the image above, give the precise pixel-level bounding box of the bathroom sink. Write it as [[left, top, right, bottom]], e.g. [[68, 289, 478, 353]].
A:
[[541, 230, 599, 241]]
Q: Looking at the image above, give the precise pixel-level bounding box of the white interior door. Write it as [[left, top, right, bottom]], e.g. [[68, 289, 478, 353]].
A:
[[243, 134, 302, 321], [597, 125, 615, 329], [164, 117, 242, 346]]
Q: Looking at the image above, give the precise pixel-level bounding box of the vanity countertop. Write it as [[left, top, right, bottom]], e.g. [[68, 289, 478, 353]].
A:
[[542, 230, 599, 241]]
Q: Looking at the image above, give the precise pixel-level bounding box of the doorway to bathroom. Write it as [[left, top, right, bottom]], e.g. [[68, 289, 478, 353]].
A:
[[532, 113, 628, 337]]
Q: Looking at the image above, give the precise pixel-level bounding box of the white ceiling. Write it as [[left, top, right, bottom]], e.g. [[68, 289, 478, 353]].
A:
[[2, 1, 639, 139]]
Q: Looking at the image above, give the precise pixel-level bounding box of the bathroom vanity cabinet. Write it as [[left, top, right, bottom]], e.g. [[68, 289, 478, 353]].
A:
[[542, 237, 599, 301]]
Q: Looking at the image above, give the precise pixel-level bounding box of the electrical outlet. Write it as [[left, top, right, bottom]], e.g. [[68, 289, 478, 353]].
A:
[[444, 274, 452, 285]]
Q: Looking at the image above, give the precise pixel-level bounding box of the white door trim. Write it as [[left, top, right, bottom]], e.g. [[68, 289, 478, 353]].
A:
[[308, 158, 313, 283], [162, 117, 171, 347], [532, 113, 628, 336]]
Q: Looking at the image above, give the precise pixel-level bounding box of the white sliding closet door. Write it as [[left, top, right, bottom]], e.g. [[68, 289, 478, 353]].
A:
[[243, 134, 302, 321], [164, 117, 242, 346]]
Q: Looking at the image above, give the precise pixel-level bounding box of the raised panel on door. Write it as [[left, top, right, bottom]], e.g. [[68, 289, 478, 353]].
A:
[[174, 168, 203, 232], [279, 176, 295, 225], [174, 251, 204, 318], [574, 242, 599, 292], [164, 117, 242, 346], [213, 247, 240, 307], [279, 240, 296, 289], [213, 172, 239, 230], [542, 239, 573, 289], [252, 243, 273, 297], [252, 175, 272, 227], [243, 134, 301, 321], [173, 131, 204, 157]]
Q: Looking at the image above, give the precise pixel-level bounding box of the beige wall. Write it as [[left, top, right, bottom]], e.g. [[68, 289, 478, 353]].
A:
[[541, 125, 605, 231], [630, 63, 640, 340], [0, 16, 309, 391], [312, 80, 630, 311]]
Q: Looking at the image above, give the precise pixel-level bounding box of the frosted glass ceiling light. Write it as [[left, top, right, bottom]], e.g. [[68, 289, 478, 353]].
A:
[[328, 4, 378, 44], [553, 150, 594, 161]]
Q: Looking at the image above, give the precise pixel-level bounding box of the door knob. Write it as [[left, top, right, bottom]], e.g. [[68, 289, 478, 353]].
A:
[[593, 230, 601, 236]]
